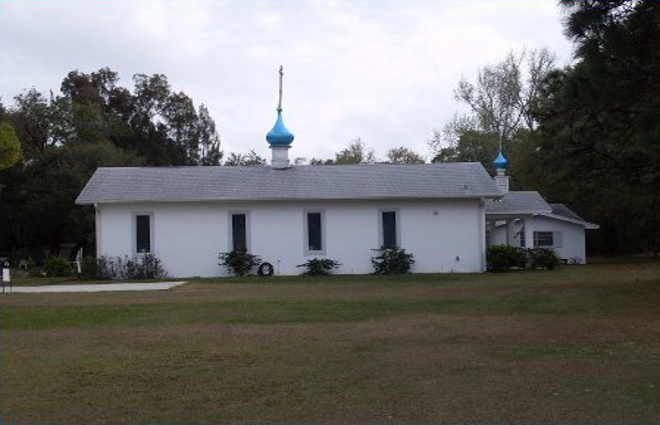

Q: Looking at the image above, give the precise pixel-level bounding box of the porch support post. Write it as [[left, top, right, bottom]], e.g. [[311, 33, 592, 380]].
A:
[[523, 216, 534, 249], [95, 204, 102, 258], [485, 219, 492, 246], [506, 219, 516, 246]]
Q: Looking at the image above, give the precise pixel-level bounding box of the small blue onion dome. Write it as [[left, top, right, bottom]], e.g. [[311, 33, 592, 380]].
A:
[[266, 110, 294, 146], [494, 150, 508, 169]]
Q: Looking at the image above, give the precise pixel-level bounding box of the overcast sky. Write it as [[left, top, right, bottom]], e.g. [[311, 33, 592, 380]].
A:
[[1, 0, 574, 162]]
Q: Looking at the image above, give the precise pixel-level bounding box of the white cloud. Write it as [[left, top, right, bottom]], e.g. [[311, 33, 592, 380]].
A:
[[0, 0, 573, 161]]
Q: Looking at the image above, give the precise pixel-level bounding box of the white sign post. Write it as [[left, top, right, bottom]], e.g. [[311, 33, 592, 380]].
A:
[[75, 248, 83, 279], [2, 261, 11, 293]]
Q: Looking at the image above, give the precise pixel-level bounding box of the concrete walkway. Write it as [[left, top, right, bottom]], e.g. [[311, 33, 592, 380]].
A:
[[4, 281, 186, 293]]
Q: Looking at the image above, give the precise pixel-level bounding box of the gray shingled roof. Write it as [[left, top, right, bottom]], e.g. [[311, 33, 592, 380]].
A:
[[485, 191, 552, 215], [76, 162, 502, 205], [550, 203, 585, 221], [549, 203, 599, 228], [486, 194, 599, 229]]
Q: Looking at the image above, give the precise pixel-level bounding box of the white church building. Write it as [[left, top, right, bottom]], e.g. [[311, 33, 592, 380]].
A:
[[76, 69, 597, 277], [484, 152, 599, 264], [76, 162, 505, 277]]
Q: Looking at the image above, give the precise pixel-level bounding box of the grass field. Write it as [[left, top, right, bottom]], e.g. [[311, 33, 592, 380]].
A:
[[2, 261, 659, 424]]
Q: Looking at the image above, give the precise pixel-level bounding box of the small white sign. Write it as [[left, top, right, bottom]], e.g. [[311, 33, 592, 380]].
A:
[[2, 268, 10, 283]]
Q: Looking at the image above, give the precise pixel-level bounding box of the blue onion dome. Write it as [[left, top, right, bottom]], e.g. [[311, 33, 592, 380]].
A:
[[493, 150, 508, 169], [266, 109, 294, 146]]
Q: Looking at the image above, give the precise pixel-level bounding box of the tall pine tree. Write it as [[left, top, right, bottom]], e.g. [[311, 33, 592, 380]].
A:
[[531, 0, 659, 254]]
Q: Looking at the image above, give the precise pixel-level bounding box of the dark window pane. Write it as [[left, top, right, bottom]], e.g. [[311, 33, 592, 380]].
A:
[[307, 212, 322, 251], [382, 211, 397, 247], [534, 231, 553, 247], [136, 215, 151, 253], [232, 214, 247, 251]]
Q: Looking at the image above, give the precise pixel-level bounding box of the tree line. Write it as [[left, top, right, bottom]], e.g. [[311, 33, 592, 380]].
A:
[[1, 69, 223, 259], [429, 0, 658, 255], [1, 0, 657, 260]]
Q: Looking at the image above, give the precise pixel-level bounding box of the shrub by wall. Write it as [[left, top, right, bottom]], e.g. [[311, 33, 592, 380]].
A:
[[81, 256, 99, 279], [297, 258, 341, 276], [218, 250, 262, 277], [486, 245, 526, 272], [527, 248, 562, 270], [97, 254, 168, 279], [487, 245, 562, 271], [44, 256, 74, 277], [371, 246, 415, 274]]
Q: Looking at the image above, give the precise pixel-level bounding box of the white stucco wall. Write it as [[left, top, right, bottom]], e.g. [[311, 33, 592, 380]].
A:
[[487, 216, 588, 264], [532, 216, 587, 263], [96, 198, 487, 278]]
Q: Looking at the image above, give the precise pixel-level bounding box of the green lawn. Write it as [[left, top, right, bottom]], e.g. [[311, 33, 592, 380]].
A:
[[2, 261, 659, 424]]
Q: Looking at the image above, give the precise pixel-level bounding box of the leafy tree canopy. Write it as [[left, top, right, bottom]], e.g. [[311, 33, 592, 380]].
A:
[[432, 1, 658, 255], [1, 67, 223, 259], [335, 138, 376, 164], [6, 67, 223, 166], [1, 121, 22, 170], [530, 0, 660, 254], [224, 150, 266, 166], [386, 147, 425, 164], [431, 48, 556, 186], [453, 48, 555, 144]]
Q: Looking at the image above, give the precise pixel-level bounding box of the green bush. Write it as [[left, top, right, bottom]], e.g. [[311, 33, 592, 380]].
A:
[[487, 245, 562, 271], [527, 248, 562, 270], [44, 256, 74, 277], [97, 256, 120, 279], [487, 245, 526, 272], [124, 254, 167, 279], [371, 246, 415, 274], [218, 250, 262, 277], [96, 254, 168, 279], [26, 258, 44, 277], [81, 256, 99, 279], [297, 258, 341, 276]]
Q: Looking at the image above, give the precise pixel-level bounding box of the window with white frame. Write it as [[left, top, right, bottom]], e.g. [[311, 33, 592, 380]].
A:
[[304, 210, 325, 255], [533, 231, 562, 248], [134, 213, 153, 254]]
